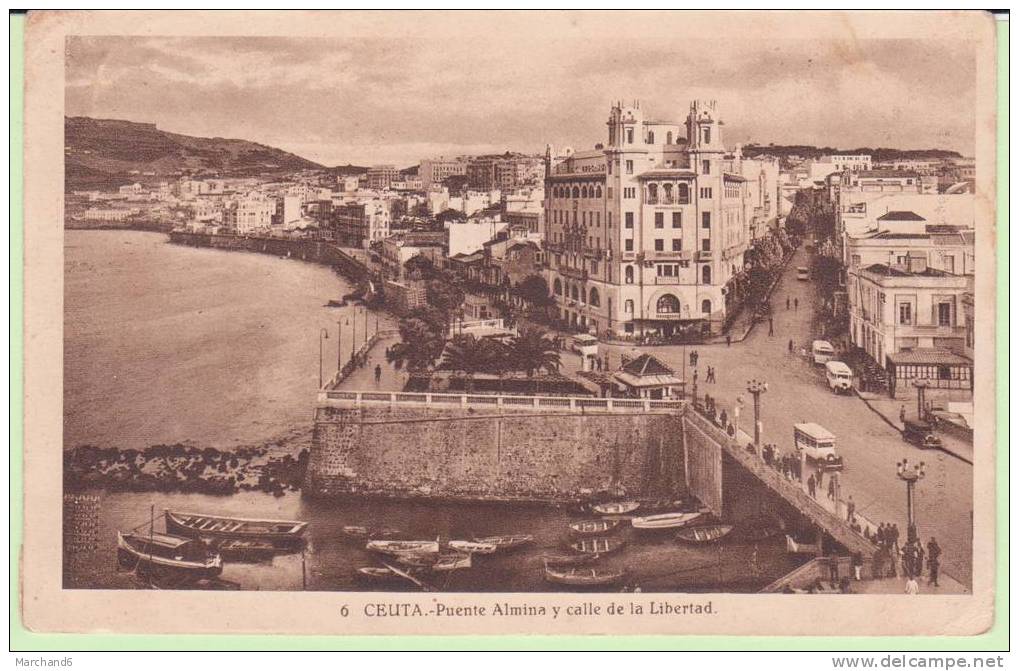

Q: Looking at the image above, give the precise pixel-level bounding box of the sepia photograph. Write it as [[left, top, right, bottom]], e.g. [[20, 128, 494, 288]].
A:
[[19, 9, 1000, 638]]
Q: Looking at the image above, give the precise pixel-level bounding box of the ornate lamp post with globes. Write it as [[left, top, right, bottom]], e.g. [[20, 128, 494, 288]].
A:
[[897, 457, 926, 543]]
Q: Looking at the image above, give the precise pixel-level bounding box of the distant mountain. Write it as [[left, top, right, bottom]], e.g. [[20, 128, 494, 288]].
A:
[[325, 164, 369, 176], [64, 117, 324, 191], [741, 143, 963, 162]]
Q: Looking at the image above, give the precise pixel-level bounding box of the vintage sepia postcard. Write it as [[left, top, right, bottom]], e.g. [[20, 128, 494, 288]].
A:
[[18, 10, 1000, 638]]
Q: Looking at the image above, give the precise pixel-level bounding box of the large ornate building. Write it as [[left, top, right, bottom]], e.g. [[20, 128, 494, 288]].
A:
[[544, 100, 766, 337]]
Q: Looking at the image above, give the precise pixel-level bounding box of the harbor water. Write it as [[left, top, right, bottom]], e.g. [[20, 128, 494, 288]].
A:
[[65, 230, 806, 592]]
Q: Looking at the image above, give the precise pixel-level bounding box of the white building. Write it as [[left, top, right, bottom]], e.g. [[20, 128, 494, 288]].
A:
[[445, 218, 509, 257], [822, 154, 872, 172], [544, 99, 759, 337]]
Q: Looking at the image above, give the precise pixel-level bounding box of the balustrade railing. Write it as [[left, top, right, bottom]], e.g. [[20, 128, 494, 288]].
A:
[[318, 390, 685, 413]]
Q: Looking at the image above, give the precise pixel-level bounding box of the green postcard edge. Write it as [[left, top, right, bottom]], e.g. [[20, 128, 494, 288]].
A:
[[8, 14, 1009, 652]]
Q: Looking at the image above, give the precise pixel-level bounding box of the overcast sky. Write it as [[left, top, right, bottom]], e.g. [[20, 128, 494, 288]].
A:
[[66, 33, 977, 167]]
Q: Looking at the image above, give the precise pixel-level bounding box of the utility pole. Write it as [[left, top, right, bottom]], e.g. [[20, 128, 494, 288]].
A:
[[746, 379, 768, 454], [897, 458, 926, 543]]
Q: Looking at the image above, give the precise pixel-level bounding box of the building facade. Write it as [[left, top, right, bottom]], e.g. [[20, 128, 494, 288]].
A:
[[333, 200, 391, 248], [544, 100, 754, 338], [366, 165, 399, 191], [419, 158, 467, 190]]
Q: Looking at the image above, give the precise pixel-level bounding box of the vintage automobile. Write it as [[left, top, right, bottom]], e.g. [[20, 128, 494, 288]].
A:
[[793, 422, 844, 472], [902, 419, 944, 450]]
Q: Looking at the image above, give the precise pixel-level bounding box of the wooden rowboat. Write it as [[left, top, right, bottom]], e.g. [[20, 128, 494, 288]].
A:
[[570, 537, 625, 555], [342, 525, 401, 541], [473, 535, 534, 551], [391, 551, 472, 572], [356, 566, 409, 582], [216, 539, 277, 561], [544, 565, 626, 587], [675, 524, 734, 544], [367, 539, 440, 556], [569, 519, 621, 536], [592, 501, 641, 515], [117, 531, 223, 578], [165, 510, 307, 545], [630, 512, 702, 531], [448, 540, 498, 555], [541, 552, 600, 566]]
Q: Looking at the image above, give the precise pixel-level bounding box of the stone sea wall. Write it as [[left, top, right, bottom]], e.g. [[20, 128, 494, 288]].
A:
[[307, 404, 686, 503]]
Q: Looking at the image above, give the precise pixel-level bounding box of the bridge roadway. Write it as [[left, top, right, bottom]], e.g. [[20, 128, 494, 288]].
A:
[[316, 389, 876, 559]]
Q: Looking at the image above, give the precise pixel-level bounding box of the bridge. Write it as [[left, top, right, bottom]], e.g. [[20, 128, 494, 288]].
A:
[[310, 390, 877, 560]]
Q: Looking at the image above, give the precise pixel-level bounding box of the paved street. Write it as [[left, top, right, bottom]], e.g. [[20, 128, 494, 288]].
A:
[[594, 247, 973, 586]]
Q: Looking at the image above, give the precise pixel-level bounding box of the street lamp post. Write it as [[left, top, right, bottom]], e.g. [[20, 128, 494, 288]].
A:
[[912, 378, 929, 421], [746, 379, 769, 454], [896, 458, 926, 543], [336, 319, 344, 370], [351, 309, 357, 362], [318, 328, 329, 389]]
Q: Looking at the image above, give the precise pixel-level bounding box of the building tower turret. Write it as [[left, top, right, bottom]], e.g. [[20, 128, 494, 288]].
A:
[[685, 100, 725, 155]]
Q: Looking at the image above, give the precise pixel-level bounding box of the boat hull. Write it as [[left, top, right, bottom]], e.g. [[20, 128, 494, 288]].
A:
[[630, 512, 702, 531], [117, 533, 223, 578], [166, 510, 307, 546]]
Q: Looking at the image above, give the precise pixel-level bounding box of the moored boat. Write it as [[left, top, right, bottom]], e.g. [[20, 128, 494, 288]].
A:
[[117, 531, 223, 578], [366, 539, 440, 556], [431, 552, 472, 572], [216, 539, 278, 561], [473, 535, 534, 551], [544, 565, 626, 587], [675, 524, 734, 544], [342, 525, 401, 541], [391, 550, 471, 572], [541, 552, 600, 566], [165, 510, 307, 545], [570, 537, 625, 555], [592, 501, 641, 515], [569, 519, 621, 536], [630, 512, 702, 531], [447, 540, 498, 555], [356, 566, 407, 582]]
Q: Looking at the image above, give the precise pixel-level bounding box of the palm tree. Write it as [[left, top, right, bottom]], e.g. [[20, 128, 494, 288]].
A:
[[439, 334, 504, 393], [508, 329, 561, 392]]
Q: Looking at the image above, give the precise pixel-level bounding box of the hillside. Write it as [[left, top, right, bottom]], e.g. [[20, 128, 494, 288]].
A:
[[64, 117, 324, 191], [741, 143, 963, 162]]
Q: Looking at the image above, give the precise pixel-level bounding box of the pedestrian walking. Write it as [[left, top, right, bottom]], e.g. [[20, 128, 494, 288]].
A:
[[916, 543, 925, 578], [807, 473, 816, 498], [788, 338, 794, 354], [786, 297, 791, 310], [690, 350, 696, 367], [905, 576, 920, 595], [891, 523, 901, 554], [927, 537, 941, 586], [374, 364, 382, 385], [816, 469, 824, 491], [794, 298, 799, 310], [827, 477, 836, 501], [846, 495, 856, 523], [899, 404, 906, 424], [726, 333, 731, 347]]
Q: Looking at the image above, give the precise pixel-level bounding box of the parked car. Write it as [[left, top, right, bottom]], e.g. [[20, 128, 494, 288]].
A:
[[796, 267, 810, 281], [902, 419, 943, 450]]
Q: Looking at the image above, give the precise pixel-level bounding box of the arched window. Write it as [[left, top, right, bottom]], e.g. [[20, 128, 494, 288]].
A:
[[624, 299, 634, 314], [595, 186, 602, 198], [666, 131, 673, 145], [702, 265, 712, 284], [701, 299, 712, 314], [657, 294, 681, 314], [553, 278, 562, 295], [625, 265, 634, 284], [572, 186, 580, 198], [678, 183, 690, 204], [647, 183, 658, 203], [581, 185, 588, 198], [580, 287, 587, 304], [570, 284, 579, 300], [663, 183, 673, 203], [589, 288, 600, 307], [647, 131, 655, 145]]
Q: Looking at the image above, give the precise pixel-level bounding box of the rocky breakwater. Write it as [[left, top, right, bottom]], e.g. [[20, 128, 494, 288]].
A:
[[64, 438, 310, 497]]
